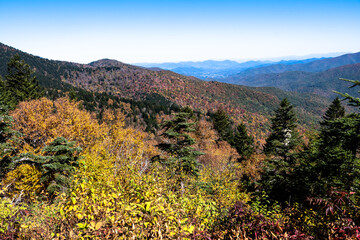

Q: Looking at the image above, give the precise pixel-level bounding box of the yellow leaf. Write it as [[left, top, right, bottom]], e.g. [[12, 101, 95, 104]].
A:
[[95, 221, 103, 230], [90, 221, 96, 228]]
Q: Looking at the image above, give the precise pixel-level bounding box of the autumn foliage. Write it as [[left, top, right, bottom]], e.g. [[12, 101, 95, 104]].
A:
[[11, 97, 107, 151], [1, 94, 360, 239]]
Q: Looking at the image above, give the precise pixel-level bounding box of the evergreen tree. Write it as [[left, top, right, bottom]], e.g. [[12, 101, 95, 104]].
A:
[[11, 137, 82, 198], [2, 54, 43, 107], [335, 78, 360, 107], [156, 108, 204, 177], [212, 109, 233, 143], [0, 102, 19, 180], [0, 76, 4, 93], [303, 80, 360, 196], [261, 99, 301, 202], [39, 137, 82, 196], [311, 113, 360, 194], [320, 97, 345, 127], [68, 87, 78, 101], [233, 123, 254, 161], [263, 98, 300, 160]]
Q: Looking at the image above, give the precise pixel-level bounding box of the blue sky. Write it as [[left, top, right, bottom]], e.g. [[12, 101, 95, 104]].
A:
[[1, 0, 360, 63]]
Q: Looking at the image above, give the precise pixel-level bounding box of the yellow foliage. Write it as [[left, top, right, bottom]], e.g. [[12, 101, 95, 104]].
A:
[[0, 198, 26, 235], [5, 97, 253, 239], [11, 97, 108, 151], [53, 137, 242, 239], [198, 164, 250, 210], [2, 164, 42, 202]]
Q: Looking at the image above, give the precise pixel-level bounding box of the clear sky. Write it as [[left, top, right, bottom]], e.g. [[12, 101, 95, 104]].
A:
[[1, 0, 360, 63]]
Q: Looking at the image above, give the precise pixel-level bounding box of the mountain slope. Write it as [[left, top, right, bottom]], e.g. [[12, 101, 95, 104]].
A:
[[0, 42, 331, 143]]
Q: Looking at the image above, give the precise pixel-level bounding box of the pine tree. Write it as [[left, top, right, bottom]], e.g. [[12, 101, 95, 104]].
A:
[[69, 87, 78, 101], [0, 102, 19, 180], [212, 109, 233, 143], [300, 80, 360, 197], [335, 78, 360, 107], [314, 114, 360, 193], [0, 76, 4, 93], [39, 137, 82, 196], [2, 54, 43, 107], [263, 98, 300, 160], [320, 97, 345, 127], [233, 123, 254, 161], [261, 99, 301, 202], [11, 137, 82, 198], [156, 108, 204, 177]]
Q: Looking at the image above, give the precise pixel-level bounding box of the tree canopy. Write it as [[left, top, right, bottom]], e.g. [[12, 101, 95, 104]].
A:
[[1, 54, 43, 108]]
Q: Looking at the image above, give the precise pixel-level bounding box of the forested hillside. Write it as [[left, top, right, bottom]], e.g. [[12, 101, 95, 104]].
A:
[[0, 43, 330, 144], [1, 44, 360, 239]]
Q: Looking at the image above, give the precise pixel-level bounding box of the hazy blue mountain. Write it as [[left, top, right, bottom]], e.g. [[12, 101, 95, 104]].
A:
[[225, 52, 360, 83], [275, 58, 326, 65], [230, 63, 360, 98], [136, 60, 245, 70], [135, 58, 329, 79]]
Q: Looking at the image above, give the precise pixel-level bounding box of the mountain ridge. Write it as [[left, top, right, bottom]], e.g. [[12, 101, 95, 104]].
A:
[[135, 57, 332, 79], [225, 51, 360, 82], [228, 63, 360, 98], [0, 42, 331, 143]]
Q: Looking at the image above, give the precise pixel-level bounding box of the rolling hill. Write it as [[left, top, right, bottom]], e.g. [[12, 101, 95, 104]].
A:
[[0, 42, 332, 143]]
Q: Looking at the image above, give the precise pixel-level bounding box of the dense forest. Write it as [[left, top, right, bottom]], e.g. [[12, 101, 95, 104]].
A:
[[1, 52, 360, 239], [0, 43, 332, 145]]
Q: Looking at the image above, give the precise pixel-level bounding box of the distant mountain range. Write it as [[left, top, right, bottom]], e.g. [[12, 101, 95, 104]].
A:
[[223, 52, 360, 98], [0, 42, 332, 143], [136, 51, 360, 99], [135, 58, 327, 79]]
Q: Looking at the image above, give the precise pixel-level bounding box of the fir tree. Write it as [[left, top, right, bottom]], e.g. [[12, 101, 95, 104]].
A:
[[295, 80, 360, 198], [0, 76, 4, 93], [39, 137, 82, 196], [69, 87, 78, 101], [11, 137, 82, 198], [2, 54, 43, 107], [263, 98, 300, 160], [156, 108, 204, 178], [233, 123, 254, 161], [261, 99, 301, 203], [212, 109, 233, 143], [334, 78, 360, 107], [320, 97, 345, 127], [0, 102, 19, 180], [313, 114, 360, 193]]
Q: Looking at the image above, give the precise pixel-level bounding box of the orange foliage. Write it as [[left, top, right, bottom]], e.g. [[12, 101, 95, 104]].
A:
[[194, 120, 239, 170], [103, 111, 158, 172], [10, 96, 157, 170], [239, 153, 266, 181], [11, 97, 107, 151]]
